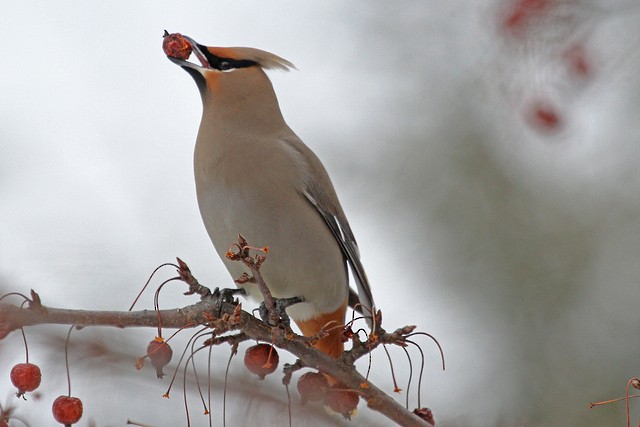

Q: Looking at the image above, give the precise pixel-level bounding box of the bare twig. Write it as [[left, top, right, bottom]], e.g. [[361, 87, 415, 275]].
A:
[[0, 260, 433, 427]]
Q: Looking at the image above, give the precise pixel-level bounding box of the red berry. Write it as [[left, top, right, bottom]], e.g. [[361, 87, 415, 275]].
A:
[[10, 363, 41, 397], [413, 407, 435, 426], [324, 382, 359, 419], [297, 371, 329, 403], [147, 338, 172, 379], [244, 344, 278, 379], [52, 395, 83, 425], [527, 100, 562, 132], [502, 0, 553, 35], [162, 32, 192, 60], [564, 43, 591, 78]]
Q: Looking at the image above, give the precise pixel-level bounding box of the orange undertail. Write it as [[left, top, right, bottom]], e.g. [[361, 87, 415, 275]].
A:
[[295, 300, 348, 359]]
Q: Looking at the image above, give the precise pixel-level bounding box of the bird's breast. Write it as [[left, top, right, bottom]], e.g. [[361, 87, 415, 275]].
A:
[[193, 131, 348, 321]]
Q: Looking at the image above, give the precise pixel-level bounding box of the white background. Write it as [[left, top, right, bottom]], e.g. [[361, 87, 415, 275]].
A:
[[1, 1, 640, 426]]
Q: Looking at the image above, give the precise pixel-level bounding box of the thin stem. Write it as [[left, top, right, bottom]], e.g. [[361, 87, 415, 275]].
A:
[[64, 325, 75, 396], [20, 328, 29, 363], [164, 326, 208, 398], [406, 339, 425, 409], [0, 292, 32, 303], [407, 331, 446, 371], [627, 378, 632, 427], [189, 333, 211, 415], [402, 346, 413, 409], [222, 347, 237, 427], [128, 263, 179, 311], [19, 300, 29, 362], [207, 342, 213, 427], [284, 381, 292, 427], [383, 344, 401, 393], [153, 277, 182, 338]]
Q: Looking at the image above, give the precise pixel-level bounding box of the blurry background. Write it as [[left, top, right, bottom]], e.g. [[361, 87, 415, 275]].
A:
[[1, 1, 640, 426]]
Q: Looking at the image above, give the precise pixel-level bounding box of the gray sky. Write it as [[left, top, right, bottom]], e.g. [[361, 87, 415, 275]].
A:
[[2, 1, 640, 426]]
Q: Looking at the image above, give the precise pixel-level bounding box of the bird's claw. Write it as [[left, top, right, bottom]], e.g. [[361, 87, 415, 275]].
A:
[[208, 287, 247, 318], [212, 287, 247, 305], [259, 296, 304, 327]]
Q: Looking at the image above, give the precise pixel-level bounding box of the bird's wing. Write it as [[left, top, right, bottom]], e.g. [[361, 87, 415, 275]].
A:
[[302, 181, 375, 326], [281, 135, 375, 327]]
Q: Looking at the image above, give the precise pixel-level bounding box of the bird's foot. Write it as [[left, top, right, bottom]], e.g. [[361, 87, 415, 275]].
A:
[[212, 287, 247, 305], [207, 287, 247, 319], [259, 296, 305, 327]]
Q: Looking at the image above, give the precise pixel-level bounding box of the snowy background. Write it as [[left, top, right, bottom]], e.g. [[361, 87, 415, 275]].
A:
[[1, 1, 640, 426]]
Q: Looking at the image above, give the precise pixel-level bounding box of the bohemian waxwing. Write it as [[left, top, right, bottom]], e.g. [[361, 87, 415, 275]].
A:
[[165, 33, 374, 357]]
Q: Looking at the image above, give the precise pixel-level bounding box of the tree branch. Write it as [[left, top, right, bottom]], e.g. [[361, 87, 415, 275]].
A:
[[0, 254, 436, 426]]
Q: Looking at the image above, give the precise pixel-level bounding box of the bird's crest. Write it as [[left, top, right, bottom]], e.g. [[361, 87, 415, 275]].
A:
[[209, 47, 296, 71]]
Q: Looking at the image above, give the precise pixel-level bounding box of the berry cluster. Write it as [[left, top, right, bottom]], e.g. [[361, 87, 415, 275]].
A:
[[8, 358, 83, 425], [243, 343, 359, 419], [3, 292, 84, 426]]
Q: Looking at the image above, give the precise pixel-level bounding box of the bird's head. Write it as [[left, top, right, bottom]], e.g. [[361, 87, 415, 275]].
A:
[[163, 31, 295, 97]]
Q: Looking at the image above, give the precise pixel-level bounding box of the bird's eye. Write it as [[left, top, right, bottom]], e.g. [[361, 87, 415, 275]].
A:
[[220, 61, 230, 71]]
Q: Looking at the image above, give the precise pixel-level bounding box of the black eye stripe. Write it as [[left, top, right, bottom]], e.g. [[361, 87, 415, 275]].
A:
[[198, 44, 257, 70]]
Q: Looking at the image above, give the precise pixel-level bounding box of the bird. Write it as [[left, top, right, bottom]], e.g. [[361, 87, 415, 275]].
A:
[[164, 32, 374, 358]]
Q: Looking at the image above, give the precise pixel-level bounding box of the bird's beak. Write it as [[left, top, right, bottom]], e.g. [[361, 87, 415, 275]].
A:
[[163, 31, 211, 72]]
